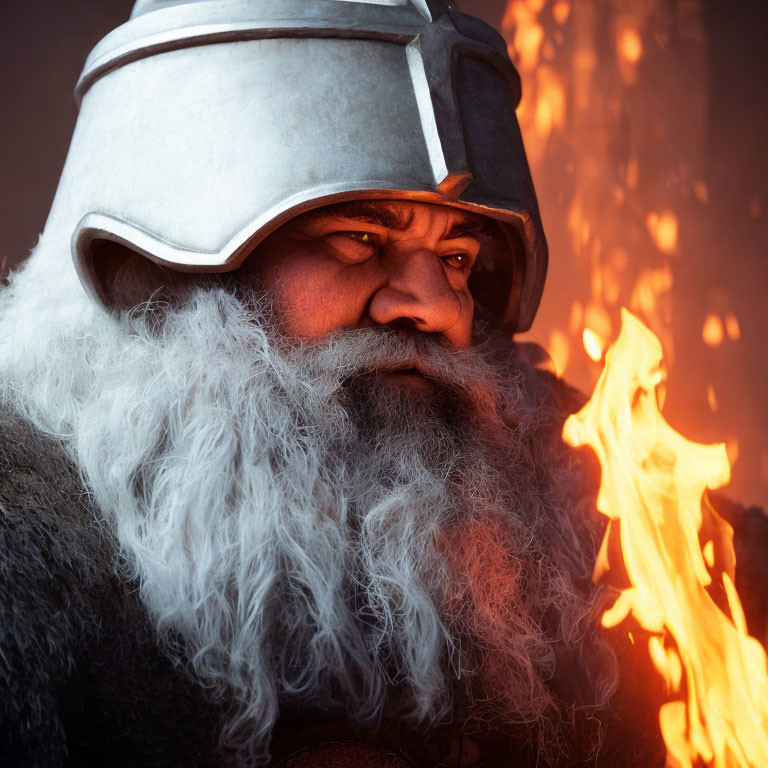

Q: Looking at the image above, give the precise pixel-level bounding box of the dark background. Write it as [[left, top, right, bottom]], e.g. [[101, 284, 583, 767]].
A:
[[1, 0, 767, 507]]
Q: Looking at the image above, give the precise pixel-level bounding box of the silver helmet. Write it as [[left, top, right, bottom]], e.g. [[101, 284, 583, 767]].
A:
[[49, 0, 548, 332]]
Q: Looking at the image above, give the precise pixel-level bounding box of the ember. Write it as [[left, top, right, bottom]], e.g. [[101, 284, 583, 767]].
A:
[[564, 309, 768, 768]]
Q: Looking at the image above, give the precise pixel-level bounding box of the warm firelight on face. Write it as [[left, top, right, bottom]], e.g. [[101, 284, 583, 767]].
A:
[[564, 310, 768, 768]]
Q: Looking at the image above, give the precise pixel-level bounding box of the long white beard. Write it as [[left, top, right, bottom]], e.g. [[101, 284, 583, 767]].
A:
[[0, 236, 616, 765]]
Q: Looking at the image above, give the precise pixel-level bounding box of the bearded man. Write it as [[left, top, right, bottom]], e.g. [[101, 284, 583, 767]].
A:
[[1, 1, 766, 767]]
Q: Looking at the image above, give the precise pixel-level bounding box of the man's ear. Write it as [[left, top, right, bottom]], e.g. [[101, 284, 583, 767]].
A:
[[91, 240, 194, 309]]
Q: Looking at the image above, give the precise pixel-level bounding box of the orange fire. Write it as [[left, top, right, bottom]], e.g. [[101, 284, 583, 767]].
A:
[[563, 309, 768, 768], [501, 0, 764, 521]]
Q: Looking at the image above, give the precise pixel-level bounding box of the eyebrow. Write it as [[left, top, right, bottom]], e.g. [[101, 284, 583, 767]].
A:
[[305, 201, 414, 229], [305, 201, 490, 238], [444, 217, 491, 240]]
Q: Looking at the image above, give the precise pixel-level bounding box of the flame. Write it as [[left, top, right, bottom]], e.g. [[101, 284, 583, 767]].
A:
[[533, 65, 566, 140], [551, 0, 570, 26], [702, 314, 725, 347], [502, 0, 761, 516], [726, 438, 740, 468], [706, 384, 718, 413], [563, 309, 768, 768], [725, 314, 741, 342], [583, 327, 605, 362], [503, 1, 545, 71], [646, 211, 679, 254], [630, 265, 673, 318], [505, 0, 680, 386], [694, 181, 709, 205], [618, 26, 644, 65], [547, 327, 570, 376], [568, 301, 584, 335]]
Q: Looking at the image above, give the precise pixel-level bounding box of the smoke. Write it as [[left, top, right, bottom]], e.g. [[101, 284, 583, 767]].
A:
[[0, 233, 616, 765]]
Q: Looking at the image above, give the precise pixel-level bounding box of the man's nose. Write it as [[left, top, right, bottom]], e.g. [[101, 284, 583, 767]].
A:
[[367, 249, 462, 334]]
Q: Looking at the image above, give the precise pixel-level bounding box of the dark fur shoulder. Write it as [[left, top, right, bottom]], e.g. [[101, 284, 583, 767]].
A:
[[0, 407, 225, 767], [0, 406, 114, 765]]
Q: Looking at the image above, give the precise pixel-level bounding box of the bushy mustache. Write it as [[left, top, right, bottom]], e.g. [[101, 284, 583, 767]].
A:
[[289, 324, 513, 424]]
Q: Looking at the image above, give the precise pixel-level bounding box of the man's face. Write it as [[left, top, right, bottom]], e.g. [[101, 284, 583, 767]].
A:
[[243, 200, 495, 350], [1, 219, 607, 753]]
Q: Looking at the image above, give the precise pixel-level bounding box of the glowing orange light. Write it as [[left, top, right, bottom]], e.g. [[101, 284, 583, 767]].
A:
[[582, 328, 605, 362], [602, 264, 621, 307], [626, 159, 639, 190], [646, 211, 679, 254], [533, 66, 566, 140], [702, 314, 725, 347], [657, 382, 668, 412], [552, 0, 570, 25], [547, 328, 570, 376], [725, 313, 741, 341], [618, 27, 644, 64], [703, 540, 715, 568], [564, 310, 768, 768], [693, 180, 709, 205], [504, 2, 545, 72], [630, 265, 673, 318], [706, 384, 718, 413], [585, 303, 612, 341], [568, 301, 584, 335], [516, 22, 544, 69], [573, 47, 597, 75]]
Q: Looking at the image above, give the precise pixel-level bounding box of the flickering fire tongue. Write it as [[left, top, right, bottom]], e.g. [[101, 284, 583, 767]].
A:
[[563, 309, 768, 768]]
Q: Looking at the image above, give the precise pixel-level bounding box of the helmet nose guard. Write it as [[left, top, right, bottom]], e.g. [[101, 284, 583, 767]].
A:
[[54, 0, 547, 332]]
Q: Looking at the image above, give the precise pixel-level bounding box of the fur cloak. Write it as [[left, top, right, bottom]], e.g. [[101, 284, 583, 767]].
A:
[[1, 404, 766, 767]]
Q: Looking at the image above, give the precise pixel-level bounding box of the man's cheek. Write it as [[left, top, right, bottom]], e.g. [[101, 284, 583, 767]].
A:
[[449, 288, 475, 347], [271, 279, 358, 338]]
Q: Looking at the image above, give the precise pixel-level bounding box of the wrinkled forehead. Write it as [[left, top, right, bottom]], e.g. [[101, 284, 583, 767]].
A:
[[293, 200, 494, 237]]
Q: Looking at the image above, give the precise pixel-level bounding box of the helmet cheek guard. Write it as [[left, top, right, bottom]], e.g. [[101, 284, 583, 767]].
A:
[[53, 0, 547, 332]]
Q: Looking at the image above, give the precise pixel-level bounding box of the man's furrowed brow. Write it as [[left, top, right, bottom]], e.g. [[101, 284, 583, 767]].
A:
[[307, 201, 415, 230], [445, 214, 493, 241]]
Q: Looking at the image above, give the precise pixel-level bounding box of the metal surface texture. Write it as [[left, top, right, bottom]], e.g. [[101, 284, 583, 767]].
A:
[[47, 0, 548, 331]]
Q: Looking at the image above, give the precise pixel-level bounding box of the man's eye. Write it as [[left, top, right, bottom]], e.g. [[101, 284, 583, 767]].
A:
[[442, 253, 473, 270], [344, 232, 377, 246], [323, 231, 379, 264]]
